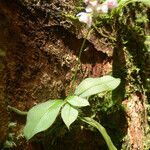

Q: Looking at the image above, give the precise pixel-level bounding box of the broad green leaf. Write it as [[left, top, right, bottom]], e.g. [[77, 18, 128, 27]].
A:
[[61, 104, 78, 129], [80, 117, 117, 150], [74, 76, 120, 98], [66, 96, 90, 107], [24, 100, 64, 140]]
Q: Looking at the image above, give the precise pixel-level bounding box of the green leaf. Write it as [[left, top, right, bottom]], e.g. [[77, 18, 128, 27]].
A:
[[61, 104, 78, 129], [75, 75, 120, 98], [80, 117, 117, 150], [66, 96, 90, 107], [24, 100, 64, 140]]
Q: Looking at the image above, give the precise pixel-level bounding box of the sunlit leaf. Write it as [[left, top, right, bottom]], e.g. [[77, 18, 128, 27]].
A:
[[24, 100, 64, 140], [81, 117, 117, 150], [66, 96, 90, 107], [61, 104, 78, 129], [75, 75, 120, 98]]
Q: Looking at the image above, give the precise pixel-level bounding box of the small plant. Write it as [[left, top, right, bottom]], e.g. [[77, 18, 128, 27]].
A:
[[23, 1, 122, 150], [22, 0, 150, 149], [3, 0, 149, 150], [24, 75, 120, 150], [23, 0, 149, 149]]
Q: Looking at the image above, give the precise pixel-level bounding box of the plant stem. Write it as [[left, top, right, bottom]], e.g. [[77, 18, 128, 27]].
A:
[[71, 29, 92, 91], [80, 117, 117, 150], [8, 105, 27, 115]]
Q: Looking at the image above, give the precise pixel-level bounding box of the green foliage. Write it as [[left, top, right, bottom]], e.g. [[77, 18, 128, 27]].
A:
[[75, 76, 120, 98], [0, 48, 5, 57], [137, 0, 150, 6], [66, 96, 90, 107], [81, 117, 117, 150], [23, 75, 120, 150], [145, 36, 150, 52], [23, 100, 64, 140], [61, 103, 79, 129], [90, 92, 115, 116], [113, 0, 150, 15]]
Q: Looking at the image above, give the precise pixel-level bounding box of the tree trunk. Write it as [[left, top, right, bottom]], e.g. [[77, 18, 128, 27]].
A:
[[0, 0, 149, 150]]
